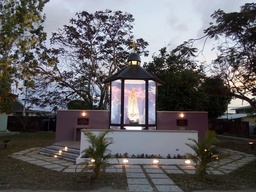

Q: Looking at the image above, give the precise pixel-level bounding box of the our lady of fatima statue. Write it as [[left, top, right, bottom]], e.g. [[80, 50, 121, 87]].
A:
[[127, 87, 140, 123]]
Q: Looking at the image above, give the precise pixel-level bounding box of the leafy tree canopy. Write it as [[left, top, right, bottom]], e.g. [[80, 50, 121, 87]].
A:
[[144, 47, 231, 118], [30, 10, 149, 110], [185, 3, 256, 111], [0, 0, 48, 113], [67, 99, 89, 110], [199, 76, 232, 118]]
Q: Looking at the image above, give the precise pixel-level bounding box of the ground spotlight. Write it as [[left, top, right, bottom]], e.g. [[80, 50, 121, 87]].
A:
[[185, 159, 191, 165], [153, 159, 160, 164], [123, 159, 129, 164]]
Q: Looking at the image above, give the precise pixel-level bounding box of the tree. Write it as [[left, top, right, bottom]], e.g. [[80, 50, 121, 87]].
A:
[[0, 0, 48, 113], [144, 46, 231, 117], [30, 10, 149, 110], [199, 76, 231, 119], [204, 3, 256, 110], [144, 46, 205, 111], [67, 99, 89, 110]]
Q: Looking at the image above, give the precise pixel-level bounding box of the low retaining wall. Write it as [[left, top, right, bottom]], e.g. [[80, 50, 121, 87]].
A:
[[77, 129, 198, 165], [55, 110, 207, 142]]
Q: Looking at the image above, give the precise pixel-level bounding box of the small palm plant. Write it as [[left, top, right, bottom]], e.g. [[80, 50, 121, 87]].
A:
[[81, 130, 113, 179], [186, 130, 225, 179]]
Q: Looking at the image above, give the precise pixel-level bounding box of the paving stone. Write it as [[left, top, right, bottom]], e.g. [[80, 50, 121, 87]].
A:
[[26, 159, 45, 163], [32, 160, 53, 166], [151, 178, 175, 184], [221, 169, 233, 174], [125, 168, 144, 173], [209, 162, 221, 166], [54, 159, 71, 164], [246, 154, 256, 158], [155, 184, 183, 192], [165, 169, 185, 174], [240, 157, 256, 162], [28, 155, 45, 159], [178, 165, 195, 170], [69, 164, 85, 169], [183, 169, 196, 174], [128, 184, 153, 191], [144, 168, 163, 173], [106, 168, 123, 173], [224, 162, 239, 167], [112, 165, 123, 169], [125, 165, 141, 168], [219, 160, 233, 164], [40, 157, 56, 161], [63, 168, 76, 172], [143, 165, 159, 169], [58, 162, 74, 166], [126, 173, 146, 178], [208, 170, 225, 175], [127, 178, 150, 185], [234, 162, 247, 167], [148, 174, 169, 179], [51, 166, 65, 171], [13, 156, 33, 161], [161, 165, 179, 170]]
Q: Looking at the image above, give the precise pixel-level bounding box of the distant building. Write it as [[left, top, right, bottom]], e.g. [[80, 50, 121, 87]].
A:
[[218, 106, 256, 135], [232, 106, 254, 114], [0, 99, 53, 132], [9, 99, 50, 116]]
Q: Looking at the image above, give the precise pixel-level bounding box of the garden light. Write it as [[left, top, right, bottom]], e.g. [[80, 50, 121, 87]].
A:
[[54, 155, 57, 158], [59, 150, 62, 155], [153, 159, 160, 164], [91, 159, 95, 163], [123, 159, 129, 164], [64, 147, 68, 151], [248, 141, 255, 150], [185, 159, 191, 165]]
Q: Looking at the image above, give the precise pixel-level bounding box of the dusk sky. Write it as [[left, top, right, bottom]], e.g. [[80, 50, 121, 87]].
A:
[[43, 0, 252, 111]]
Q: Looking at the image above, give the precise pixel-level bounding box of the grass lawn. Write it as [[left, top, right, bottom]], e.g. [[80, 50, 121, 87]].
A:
[[0, 132, 127, 191], [0, 132, 255, 191]]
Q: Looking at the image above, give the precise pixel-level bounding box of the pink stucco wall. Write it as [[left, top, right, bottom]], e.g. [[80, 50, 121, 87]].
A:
[[157, 111, 208, 138], [55, 110, 208, 142], [55, 110, 109, 142]]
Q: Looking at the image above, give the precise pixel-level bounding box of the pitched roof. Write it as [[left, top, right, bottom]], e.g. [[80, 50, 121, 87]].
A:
[[218, 113, 256, 119], [104, 65, 163, 85]]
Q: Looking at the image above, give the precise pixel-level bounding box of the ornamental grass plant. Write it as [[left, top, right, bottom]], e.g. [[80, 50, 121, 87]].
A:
[[81, 130, 114, 179], [186, 130, 226, 179]]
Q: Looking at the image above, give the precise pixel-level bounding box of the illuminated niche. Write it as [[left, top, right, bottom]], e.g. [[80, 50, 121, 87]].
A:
[[104, 53, 162, 130]]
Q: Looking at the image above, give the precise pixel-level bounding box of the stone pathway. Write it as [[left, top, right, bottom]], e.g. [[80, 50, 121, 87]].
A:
[[10, 148, 256, 192]]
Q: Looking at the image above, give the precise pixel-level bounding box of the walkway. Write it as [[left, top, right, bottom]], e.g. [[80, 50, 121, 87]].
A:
[[9, 147, 256, 192]]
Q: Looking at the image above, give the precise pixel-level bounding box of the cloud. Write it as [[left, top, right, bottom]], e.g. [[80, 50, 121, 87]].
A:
[[41, 0, 250, 60], [192, 0, 248, 37]]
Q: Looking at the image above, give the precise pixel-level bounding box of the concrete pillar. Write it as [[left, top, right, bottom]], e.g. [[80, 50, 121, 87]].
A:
[[0, 114, 8, 132]]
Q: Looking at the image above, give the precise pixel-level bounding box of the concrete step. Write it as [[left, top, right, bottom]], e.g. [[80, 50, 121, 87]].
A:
[[45, 144, 80, 154], [39, 144, 80, 162]]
